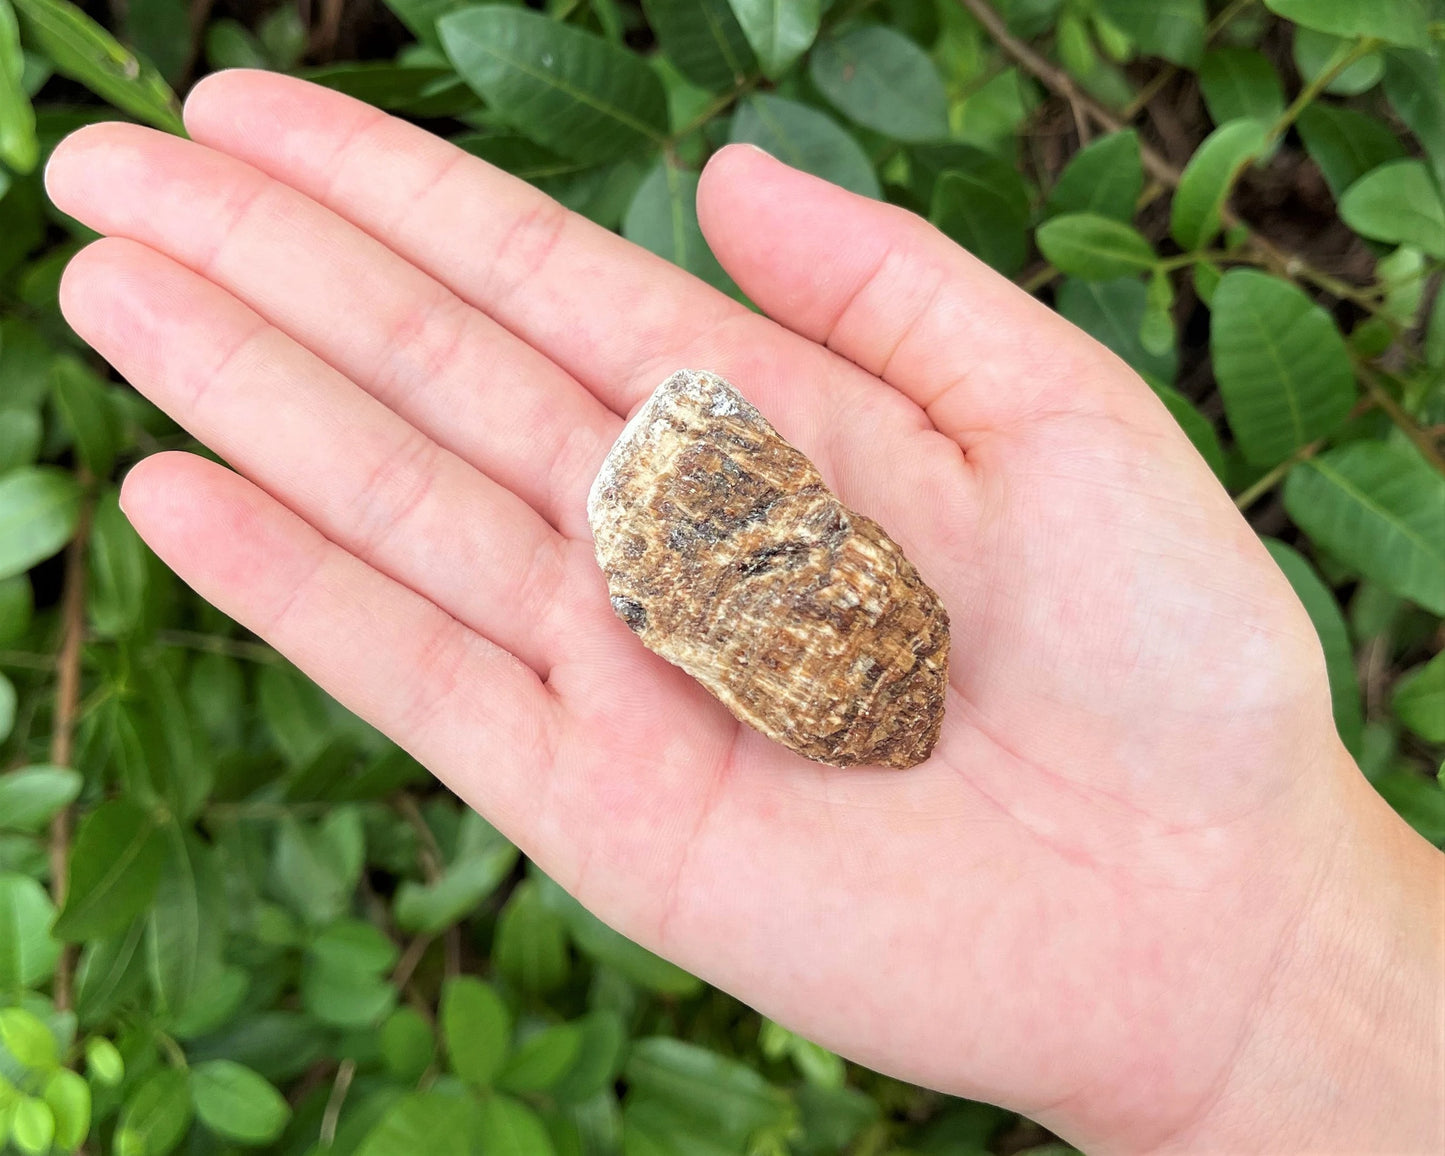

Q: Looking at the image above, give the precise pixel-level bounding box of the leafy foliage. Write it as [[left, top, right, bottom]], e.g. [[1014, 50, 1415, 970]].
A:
[[0, 0, 1442, 1153]]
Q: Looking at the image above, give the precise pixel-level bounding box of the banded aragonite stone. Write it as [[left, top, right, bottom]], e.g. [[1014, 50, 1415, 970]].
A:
[[587, 370, 949, 768]]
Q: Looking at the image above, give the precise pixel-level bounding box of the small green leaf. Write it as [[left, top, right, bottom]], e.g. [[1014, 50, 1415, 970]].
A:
[[302, 920, 398, 1028], [43, 1068, 90, 1151], [726, 0, 817, 79], [116, 1069, 193, 1156], [1056, 276, 1177, 384], [0, 873, 59, 990], [623, 159, 734, 293], [729, 94, 878, 198], [190, 1060, 291, 1145], [0, 573, 31, 647], [1209, 270, 1355, 465], [441, 976, 510, 1087], [1293, 28, 1383, 96], [1170, 118, 1267, 251], [9, 0, 183, 131], [1340, 160, 1445, 259], [1095, 0, 1204, 65], [494, 878, 570, 994], [380, 1008, 435, 1082], [1154, 386, 1225, 479], [498, 1022, 583, 1093], [642, 0, 754, 91], [0, 1007, 57, 1068], [1035, 213, 1157, 280], [550, 1011, 626, 1103], [0, 766, 83, 833], [53, 798, 165, 943], [0, 672, 13, 744], [1284, 441, 1445, 615], [625, 1038, 790, 1144], [1383, 49, 1445, 195], [10, 1097, 54, 1155], [930, 153, 1031, 276], [0, 0, 37, 173], [476, 1094, 555, 1156], [272, 808, 365, 926], [438, 6, 667, 164], [1045, 129, 1142, 221], [1263, 0, 1429, 48], [0, 467, 81, 582], [1264, 540, 1364, 755], [1393, 652, 1445, 743], [356, 1092, 471, 1156], [809, 24, 947, 141], [0, 408, 42, 473], [1198, 48, 1284, 127], [84, 1037, 124, 1086], [1296, 104, 1406, 202], [87, 490, 148, 638], [147, 825, 225, 1022]]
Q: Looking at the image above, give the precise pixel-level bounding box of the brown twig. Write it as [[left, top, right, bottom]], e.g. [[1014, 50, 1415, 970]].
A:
[[1353, 361, 1445, 476], [48, 481, 95, 1014]]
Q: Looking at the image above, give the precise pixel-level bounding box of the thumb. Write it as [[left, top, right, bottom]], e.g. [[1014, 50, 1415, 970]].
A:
[[696, 144, 1136, 444]]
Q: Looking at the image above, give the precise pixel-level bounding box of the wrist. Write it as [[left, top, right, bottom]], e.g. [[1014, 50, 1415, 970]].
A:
[[1159, 750, 1444, 1155]]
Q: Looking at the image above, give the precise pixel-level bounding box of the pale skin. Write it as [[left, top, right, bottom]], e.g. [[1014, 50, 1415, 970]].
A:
[[45, 70, 1442, 1155]]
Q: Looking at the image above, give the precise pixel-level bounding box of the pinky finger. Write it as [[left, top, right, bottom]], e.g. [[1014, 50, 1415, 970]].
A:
[[121, 452, 559, 831]]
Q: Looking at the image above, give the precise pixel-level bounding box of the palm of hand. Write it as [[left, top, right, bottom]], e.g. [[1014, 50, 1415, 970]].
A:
[[49, 71, 1344, 1151]]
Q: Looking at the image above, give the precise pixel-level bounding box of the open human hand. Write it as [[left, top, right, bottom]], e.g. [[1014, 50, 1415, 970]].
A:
[[46, 71, 1441, 1155]]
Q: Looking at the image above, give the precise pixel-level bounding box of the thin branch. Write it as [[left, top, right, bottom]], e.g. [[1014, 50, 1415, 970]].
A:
[[1263, 38, 1380, 146], [1233, 439, 1326, 511], [1120, 0, 1258, 120], [319, 1059, 356, 1148], [152, 629, 282, 664], [49, 481, 95, 1014], [1353, 360, 1445, 476]]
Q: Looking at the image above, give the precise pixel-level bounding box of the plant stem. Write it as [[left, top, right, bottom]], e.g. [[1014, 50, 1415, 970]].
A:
[[319, 1059, 356, 1148], [1121, 0, 1258, 119], [1353, 359, 1445, 476], [1264, 38, 1380, 146], [48, 479, 94, 1014], [153, 628, 281, 664], [1233, 439, 1325, 510]]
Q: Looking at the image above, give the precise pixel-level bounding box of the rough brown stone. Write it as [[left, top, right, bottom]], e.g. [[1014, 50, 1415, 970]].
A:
[[587, 370, 949, 768]]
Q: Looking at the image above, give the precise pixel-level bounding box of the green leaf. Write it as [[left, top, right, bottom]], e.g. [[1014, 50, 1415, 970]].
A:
[[494, 877, 571, 994], [302, 919, 397, 1028], [0, 574, 31, 646], [87, 489, 148, 637], [43, 1068, 90, 1151], [1296, 104, 1406, 202], [441, 976, 510, 1087], [84, 1037, 123, 1086], [74, 921, 148, 1027], [380, 1008, 435, 1082], [0, 1006, 56, 1068], [357, 1092, 471, 1156], [50, 357, 119, 479], [381, 0, 464, 49], [1392, 652, 1445, 743], [53, 798, 165, 942], [0, 467, 81, 582], [550, 1011, 626, 1103], [1045, 129, 1142, 221], [625, 1038, 790, 1144], [1283, 441, 1445, 615], [1209, 270, 1355, 465], [723, 0, 814, 79], [729, 94, 878, 198], [393, 820, 518, 934], [809, 24, 947, 142], [1035, 213, 1157, 280], [623, 159, 734, 292], [272, 807, 365, 926], [0, 766, 82, 834], [0, 408, 42, 472], [438, 6, 667, 164], [929, 153, 1030, 276], [0, 873, 59, 990], [477, 1094, 556, 1156], [1095, 0, 1204, 65], [190, 1060, 291, 1145], [642, 0, 753, 91], [9, 0, 183, 132], [1264, 540, 1364, 756], [1198, 48, 1284, 127], [1170, 118, 1267, 251], [1056, 276, 1178, 385], [1372, 769, 1445, 845], [1293, 28, 1383, 97], [1340, 160, 1445, 259], [1263, 0, 1429, 48], [116, 1069, 193, 1156], [498, 1022, 583, 1093], [0, 671, 13, 743], [146, 825, 224, 1021], [535, 874, 701, 995], [1383, 49, 1445, 195], [10, 1098, 54, 1155], [0, 0, 37, 173]]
